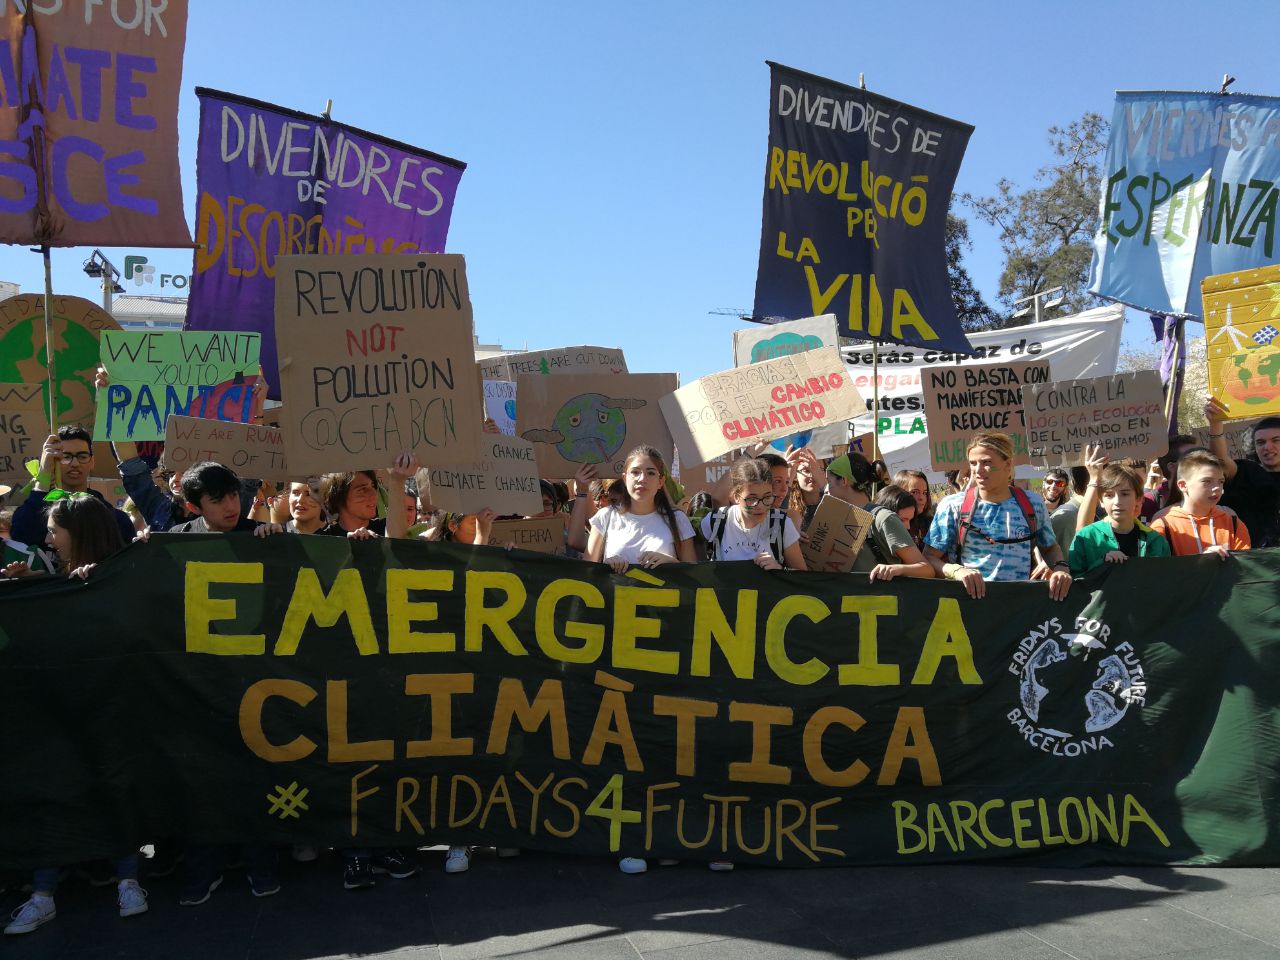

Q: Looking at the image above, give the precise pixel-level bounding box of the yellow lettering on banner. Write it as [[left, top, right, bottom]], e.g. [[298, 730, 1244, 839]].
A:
[[838, 595, 900, 685], [534, 579, 605, 663], [893, 800, 927, 854], [892, 288, 937, 343], [350, 763, 380, 837], [239, 678, 317, 761], [449, 775, 483, 828], [396, 778, 424, 835], [583, 671, 644, 771], [486, 678, 571, 759], [877, 707, 941, 786], [1122, 794, 1171, 847], [386, 569, 456, 653], [479, 775, 519, 831], [185, 561, 265, 655], [764, 596, 830, 685], [690, 588, 757, 679], [275, 568, 378, 656], [804, 265, 848, 316], [1010, 799, 1039, 848], [327, 680, 394, 762], [768, 147, 787, 192], [652, 695, 719, 777], [802, 706, 869, 787], [464, 572, 528, 656], [613, 585, 682, 675], [404, 673, 474, 758], [544, 777, 585, 839], [980, 799, 1011, 847], [728, 701, 794, 785], [912, 598, 981, 685]]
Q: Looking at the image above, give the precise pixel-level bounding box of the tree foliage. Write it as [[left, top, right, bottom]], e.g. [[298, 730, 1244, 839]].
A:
[[945, 210, 1003, 332], [961, 113, 1109, 325]]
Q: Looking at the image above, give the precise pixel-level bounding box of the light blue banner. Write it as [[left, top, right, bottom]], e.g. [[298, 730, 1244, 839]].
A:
[[1089, 91, 1280, 317]]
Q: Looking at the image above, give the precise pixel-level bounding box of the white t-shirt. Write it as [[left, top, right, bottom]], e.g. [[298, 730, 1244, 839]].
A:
[[699, 506, 800, 561], [589, 506, 695, 563]]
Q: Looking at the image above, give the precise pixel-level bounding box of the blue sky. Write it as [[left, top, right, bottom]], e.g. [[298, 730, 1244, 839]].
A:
[[5, 0, 1278, 383]]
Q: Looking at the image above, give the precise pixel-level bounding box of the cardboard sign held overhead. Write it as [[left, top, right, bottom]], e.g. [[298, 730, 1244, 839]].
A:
[[676, 452, 735, 500], [1194, 418, 1263, 463], [161, 415, 289, 481], [274, 254, 484, 476], [517, 372, 677, 479], [0, 383, 48, 487], [421, 435, 543, 517], [490, 515, 567, 555], [487, 345, 628, 382], [1024, 371, 1168, 466], [93, 331, 261, 441], [800, 495, 873, 573], [1202, 264, 1280, 420], [922, 359, 1052, 470], [660, 347, 864, 467]]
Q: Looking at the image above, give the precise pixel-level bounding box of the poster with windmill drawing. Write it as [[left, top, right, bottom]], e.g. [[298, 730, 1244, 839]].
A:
[[1203, 264, 1280, 420]]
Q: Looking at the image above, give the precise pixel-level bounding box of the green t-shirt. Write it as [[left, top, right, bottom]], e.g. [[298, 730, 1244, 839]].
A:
[[851, 508, 916, 572]]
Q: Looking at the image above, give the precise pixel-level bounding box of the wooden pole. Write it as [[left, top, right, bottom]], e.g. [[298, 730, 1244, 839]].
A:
[[40, 245, 58, 432]]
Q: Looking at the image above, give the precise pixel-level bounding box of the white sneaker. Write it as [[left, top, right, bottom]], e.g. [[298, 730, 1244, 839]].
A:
[[118, 880, 149, 918], [444, 846, 472, 874], [5, 895, 55, 935], [618, 857, 647, 874]]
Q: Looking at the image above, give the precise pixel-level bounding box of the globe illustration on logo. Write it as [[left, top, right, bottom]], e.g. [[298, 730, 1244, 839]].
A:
[[1020, 639, 1132, 738], [771, 431, 812, 451], [522, 393, 648, 464], [1224, 346, 1280, 406], [504, 399, 517, 422]]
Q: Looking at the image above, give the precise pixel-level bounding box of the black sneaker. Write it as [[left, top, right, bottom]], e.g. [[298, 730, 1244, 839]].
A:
[[371, 850, 421, 880], [78, 861, 117, 888], [249, 873, 280, 898], [178, 875, 223, 907], [144, 846, 181, 879], [342, 858, 375, 891]]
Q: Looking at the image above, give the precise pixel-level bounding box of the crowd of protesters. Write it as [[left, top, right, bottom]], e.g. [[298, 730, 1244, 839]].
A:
[[1, 397, 1276, 935]]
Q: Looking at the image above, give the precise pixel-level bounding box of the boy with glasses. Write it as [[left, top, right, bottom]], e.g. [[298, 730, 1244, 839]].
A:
[[10, 426, 133, 547]]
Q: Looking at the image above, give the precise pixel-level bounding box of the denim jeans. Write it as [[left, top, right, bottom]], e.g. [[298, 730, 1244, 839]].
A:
[[33, 854, 139, 894]]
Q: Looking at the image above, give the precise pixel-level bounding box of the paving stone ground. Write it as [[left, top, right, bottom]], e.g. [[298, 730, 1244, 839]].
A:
[[4, 848, 1280, 960]]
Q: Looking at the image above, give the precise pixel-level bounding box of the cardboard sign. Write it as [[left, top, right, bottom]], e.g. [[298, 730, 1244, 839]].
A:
[[484, 380, 517, 435], [1194, 418, 1263, 463], [676, 452, 735, 500], [922, 359, 1052, 469], [1024, 371, 1168, 466], [0, 294, 120, 429], [94, 331, 261, 440], [487, 345, 628, 382], [660, 347, 864, 467], [1202, 264, 1280, 420], [800, 495, 874, 573], [733, 314, 847, 458], [0, 383, 48, 487], [421, 435, 542, 517], [517, 372, 677, 479], [849, 433, 875, 457], [0, 4, 191, 247], [489, 515, 567, 555], [160, 415, 289, 481], [87, 476, 129, 511], [274, 254, 484, 475]]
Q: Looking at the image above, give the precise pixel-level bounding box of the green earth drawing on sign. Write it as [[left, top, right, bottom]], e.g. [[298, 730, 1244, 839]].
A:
[[1225, 345, 1280, 406], [0, 295, 119, 426], [521, 393, 647, 464]]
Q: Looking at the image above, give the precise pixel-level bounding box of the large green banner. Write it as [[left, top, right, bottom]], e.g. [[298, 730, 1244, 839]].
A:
[[1, 537, 1277, 870]]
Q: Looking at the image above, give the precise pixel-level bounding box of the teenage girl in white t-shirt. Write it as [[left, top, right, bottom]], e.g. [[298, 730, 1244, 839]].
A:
[[587, 445, 696, 572], [700, 457, 807, 570]]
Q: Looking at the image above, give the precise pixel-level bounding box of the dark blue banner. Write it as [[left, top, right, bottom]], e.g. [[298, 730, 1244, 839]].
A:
[[753, 63, 975, 356]]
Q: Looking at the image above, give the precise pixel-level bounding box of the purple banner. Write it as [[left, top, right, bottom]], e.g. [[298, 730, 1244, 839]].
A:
[[185, 89, 466, 398]]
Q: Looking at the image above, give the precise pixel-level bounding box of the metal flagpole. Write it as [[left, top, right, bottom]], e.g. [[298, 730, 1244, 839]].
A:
[[859, 71, 881, 463]]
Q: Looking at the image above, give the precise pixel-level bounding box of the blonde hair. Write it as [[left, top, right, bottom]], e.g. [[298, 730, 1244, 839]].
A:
[[967, 432, 1014, 462]]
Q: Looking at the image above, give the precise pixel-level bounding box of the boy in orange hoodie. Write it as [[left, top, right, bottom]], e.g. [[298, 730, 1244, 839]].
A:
[[1149, 449, 1251, 558]]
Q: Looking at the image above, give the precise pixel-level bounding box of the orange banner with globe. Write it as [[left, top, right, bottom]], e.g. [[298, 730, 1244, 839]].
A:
[[1202, 264, 1280, 420]]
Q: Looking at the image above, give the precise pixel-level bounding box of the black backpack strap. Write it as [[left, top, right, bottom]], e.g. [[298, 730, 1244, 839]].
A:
[[863, 504, 892, 564], [956, 485, 979, 553], [767, 508, 787, 565], [704, 507, 728, 561]]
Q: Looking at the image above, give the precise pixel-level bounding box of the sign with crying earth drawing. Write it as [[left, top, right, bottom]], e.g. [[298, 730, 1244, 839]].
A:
[[517, 373, 678, 479]]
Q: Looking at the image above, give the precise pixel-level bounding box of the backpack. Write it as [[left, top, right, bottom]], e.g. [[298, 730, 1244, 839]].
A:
[[861, 503, 894, 564], [955, 485, 1040, 553], [704, 506, 787, 565]]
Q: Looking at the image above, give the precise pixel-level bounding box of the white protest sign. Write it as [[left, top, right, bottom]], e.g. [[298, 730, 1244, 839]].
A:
[[845, 304, 1125, 476], [484, 379, 517, 435], [424, 434, 543, 516]]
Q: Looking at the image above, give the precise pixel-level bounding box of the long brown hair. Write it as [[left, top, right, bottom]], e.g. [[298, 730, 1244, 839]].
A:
[[49, 496, 125, 572], [611, 445, 682, 546]]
